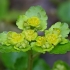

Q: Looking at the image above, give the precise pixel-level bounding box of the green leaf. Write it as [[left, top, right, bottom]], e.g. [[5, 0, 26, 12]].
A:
[[25, 6, 48, 20], [0, 44, 31, 53], [40, 20, 47, 31], [16, 15, 28, 30], [33, 59, 50, 70], [0, 32, 7, 44], [0, 45, 18, 53], [14, 56, 27, 70], [49, 22, 61, 30], [50, 41, 70, 54], [60, 23, 70, 38], [52, 60, 70, 70], [60, 39, 69, 44], [1, 52, 27, 70]]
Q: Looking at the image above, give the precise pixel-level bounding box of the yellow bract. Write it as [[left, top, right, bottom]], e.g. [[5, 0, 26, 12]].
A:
[[8, 32, 24, 44], [46, 33, 60, 45], [36, 36, 46, 46], [27, 17, 40, 27], [24, 30, 37, 41]]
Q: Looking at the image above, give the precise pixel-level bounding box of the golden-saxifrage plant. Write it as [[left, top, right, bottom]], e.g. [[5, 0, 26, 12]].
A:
[[0, 6, 70, 70]]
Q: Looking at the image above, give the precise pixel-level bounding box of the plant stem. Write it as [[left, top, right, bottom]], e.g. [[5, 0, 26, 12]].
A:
[[33, 53, 40, 59], [27, 50, 33, 70]]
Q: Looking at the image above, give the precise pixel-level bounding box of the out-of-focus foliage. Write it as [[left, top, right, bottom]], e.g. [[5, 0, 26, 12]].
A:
[[0, 0, 24, 21], [1, 52, 70, 70], [1, 52, 28, 70], [33, 59, 50, 70], [50, 0, 65, 5], [0, 0, 8, 20], [52, 60, 70, 70], [1, 52, 50, 70], [57, 2, 70, 23], [4, 11, 24, 21]]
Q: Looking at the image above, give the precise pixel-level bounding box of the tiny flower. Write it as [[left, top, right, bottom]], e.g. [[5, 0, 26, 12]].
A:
[[45, 33, 61, 45], [7, 31, 24, 44], [23, 30, 37, 41], [49, 22, 70, 38], [27, 17, 40, 27], [36, 36, 46, 46], [42, 42, 52, 49], [14, 40, 31, 52], [31, 36, 54, 53]]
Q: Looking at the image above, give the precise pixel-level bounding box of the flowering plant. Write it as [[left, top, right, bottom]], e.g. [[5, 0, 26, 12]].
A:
[[0, 6, 70, 70]]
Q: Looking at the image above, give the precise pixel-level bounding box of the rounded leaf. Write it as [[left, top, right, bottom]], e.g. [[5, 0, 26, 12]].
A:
[[16, 15, 28, 30]]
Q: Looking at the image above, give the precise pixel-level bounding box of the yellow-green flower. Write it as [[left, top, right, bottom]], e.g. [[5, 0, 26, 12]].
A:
[[36, 36, 46, 46], [49, 22, 70, 38], [27, 16, 40, 27], [7, 31, 24, 44], [16, 6, 48, 31], [14, 40, 31, 52], [31, 36, 54, 53], [23, 30, 37, 41], [36, 36, 54, 50], [46, 33, 61, 45]]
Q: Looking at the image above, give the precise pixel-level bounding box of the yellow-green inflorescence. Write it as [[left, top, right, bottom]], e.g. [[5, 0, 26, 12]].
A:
[[23, 30, 37, 41], [46, 33, 61, 45], [16, 6, 48, 31], [0, 6, 70, 53], [7, 31, 24, 44]]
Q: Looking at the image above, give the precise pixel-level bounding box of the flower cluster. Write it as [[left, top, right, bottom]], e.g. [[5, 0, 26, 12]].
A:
[[0, 6, 70, 53]]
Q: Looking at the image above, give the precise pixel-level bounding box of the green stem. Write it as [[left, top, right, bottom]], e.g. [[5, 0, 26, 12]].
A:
[[27, 50, 33, 70], [33, 53, 40, 59]]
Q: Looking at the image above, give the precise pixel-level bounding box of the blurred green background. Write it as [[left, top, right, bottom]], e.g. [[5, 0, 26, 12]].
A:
[[0, 0, 70, 70]]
